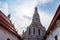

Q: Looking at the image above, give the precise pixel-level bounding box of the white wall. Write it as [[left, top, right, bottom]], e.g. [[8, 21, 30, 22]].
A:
[[46, 20, 60, 40], [0, 25, 19, 40], [23, 26, 45, 40], [27, 27, 40, 36]]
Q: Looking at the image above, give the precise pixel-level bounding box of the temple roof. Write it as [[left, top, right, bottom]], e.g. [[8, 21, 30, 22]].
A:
[[0, 10, 22, 39]]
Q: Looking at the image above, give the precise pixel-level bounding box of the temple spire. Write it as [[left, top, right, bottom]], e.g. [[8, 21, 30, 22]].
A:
[[33, 7, 40, 21], [32, 7, 43, 26]]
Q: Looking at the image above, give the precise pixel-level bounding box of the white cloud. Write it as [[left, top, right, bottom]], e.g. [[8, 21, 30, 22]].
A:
[[10, 0, 53, 35], [0, 1, 9, 16], [37, 0, 53, 5], [0, 0, 53, 35], [10, 0, 37, 34], [11, 13, 32, 34]]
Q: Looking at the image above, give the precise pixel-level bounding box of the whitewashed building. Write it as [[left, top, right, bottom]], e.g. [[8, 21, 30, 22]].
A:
[[0, 11, 22, 40], [44, 5, 60, 40], [22, 7, 46, 40]]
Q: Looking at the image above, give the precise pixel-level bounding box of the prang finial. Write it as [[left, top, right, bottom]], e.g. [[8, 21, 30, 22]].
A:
[[35, 7, 38, 13]]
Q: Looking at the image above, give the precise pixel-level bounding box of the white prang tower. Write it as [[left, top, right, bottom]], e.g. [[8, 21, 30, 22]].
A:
[[22, 7, 46, 40]]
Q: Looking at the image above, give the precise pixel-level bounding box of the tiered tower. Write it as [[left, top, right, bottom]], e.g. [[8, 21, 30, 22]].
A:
[[22, 7, 46, 40]]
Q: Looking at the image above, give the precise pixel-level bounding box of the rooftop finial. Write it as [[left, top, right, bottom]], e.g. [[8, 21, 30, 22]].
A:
[[8, 14, 10, 19]]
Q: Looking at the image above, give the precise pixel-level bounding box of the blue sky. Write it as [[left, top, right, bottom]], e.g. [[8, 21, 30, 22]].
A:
[[0, 0, 60, 35]]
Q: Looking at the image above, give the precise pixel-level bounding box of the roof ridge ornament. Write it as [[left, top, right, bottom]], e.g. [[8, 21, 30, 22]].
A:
[[8, 14, 10, 19]]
